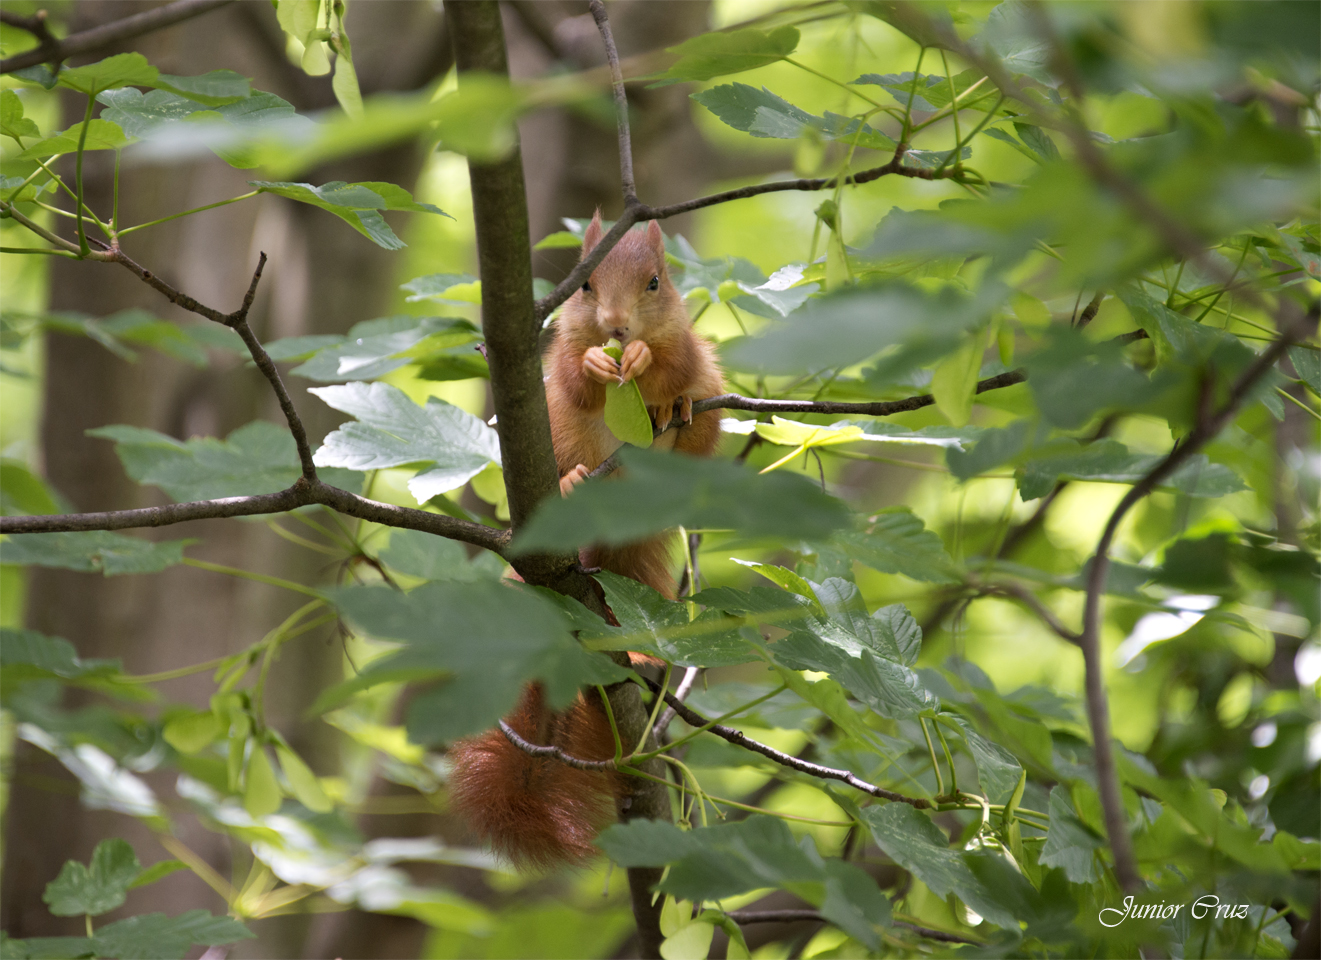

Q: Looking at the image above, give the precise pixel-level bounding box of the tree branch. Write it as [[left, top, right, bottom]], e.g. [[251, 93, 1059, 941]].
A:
[[587, 371, 1028, 481], [642, 677, 931, 808], [587, 0, 636, 205], [974, 581, 1080, 646], [447, 5, 671, 954], [533, 152, 973, 322], [1, 0, 235, 74], [96, 244, 319, 481], [0, 479, 512, 554], [499, 720, 616, 771], [1080, 302, 1315, 892]]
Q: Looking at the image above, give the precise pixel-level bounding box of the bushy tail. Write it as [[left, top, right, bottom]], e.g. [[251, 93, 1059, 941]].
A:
[[446, 684, 621, 869]]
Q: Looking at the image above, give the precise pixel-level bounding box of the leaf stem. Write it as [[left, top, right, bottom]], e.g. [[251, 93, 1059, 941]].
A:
[[597, 684, 624, 764], [182, 557, 326, 598], [118, 190, 260, 236], [74, 92, 95, 255], [919, 716, 945, 796]]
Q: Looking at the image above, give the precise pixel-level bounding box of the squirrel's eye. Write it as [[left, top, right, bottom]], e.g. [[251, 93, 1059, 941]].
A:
[[582, 281, 592, 294], [647, 275, 659, 291]]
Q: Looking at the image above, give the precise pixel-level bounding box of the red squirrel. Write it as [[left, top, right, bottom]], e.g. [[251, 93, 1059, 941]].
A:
[[447, 213, 725, 867]]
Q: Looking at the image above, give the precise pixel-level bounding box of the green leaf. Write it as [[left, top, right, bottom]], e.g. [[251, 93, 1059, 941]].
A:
[[975, 2, 1056, 84], [17, 119, 132, 159], [1013, 122, 1061, 162], [96, 87, 313, 168], [831, 509, 960, 584], [57, 53, 158, 95], [951, 716, 1024, 805], [692, 83, 896, 152], [309, 381, 500, 503], [150, 70, 251, 106], [128, 860, 188, 890], [243, 744, 282, 818], [648, 27, 800, 84], [1, 935, 98, 958], [599, 816, 888, 949], [773, 631, 937, 720], [1022, 327, 1172, 429], [946, 420, 1031, 481], [852, 69, 986, 112], [400, 273, 481, 305], [593, 572, 755, 668], [88, 420, 360, 501], [317, 582, 628, 742], [1039, 786, 1103, 882], [43, 839, 141, 917], [511, 447, 852, 554], [0, 459, 71, 516], [92, 910, 253, 960], [602, 344, 654, 447], [0, 628, 123, 686], [724, 282, 997, 375], [380, 529, 503, 582], [859, 803, 1018, 929], [0, 530, 187, 576], [275, 744, 332, 813], [1016, 439, 1247, 501], [930, 330, 985, 427], [1289, 345, 1320, 395], [1, 89, 40, 142], [250, 180, 448, 250], [285, 315, 480, 382], [162, 711, 224, 754]]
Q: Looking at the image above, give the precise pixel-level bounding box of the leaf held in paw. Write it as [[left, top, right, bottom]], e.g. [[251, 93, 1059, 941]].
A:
[[602, 344, 653, 448]]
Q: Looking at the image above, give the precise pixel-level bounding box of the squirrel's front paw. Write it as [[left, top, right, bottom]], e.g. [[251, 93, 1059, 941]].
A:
[[583, 347, 621, 384], [619, 340, 653, 381], [559, 464, 591, 497]]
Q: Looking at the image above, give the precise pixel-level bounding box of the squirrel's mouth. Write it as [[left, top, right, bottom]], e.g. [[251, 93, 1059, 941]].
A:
[[610, 328, 629, 341]]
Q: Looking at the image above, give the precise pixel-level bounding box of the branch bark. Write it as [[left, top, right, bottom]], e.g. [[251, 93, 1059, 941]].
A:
[[0, 0, 235, 74], [446, 4, 671, 954], [1079, 302, 1315, 892], [642, 678, 932, 808]]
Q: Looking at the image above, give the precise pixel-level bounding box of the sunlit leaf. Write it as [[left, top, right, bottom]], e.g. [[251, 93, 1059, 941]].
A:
[[56, 53, 158, 95], [250, 180, 448, 249], [309, 381, 500, 503], [693, 82, 895, 152], [1, 89, 40, 142], [17, 119, 133, 159], [88, 420, 362, 501]]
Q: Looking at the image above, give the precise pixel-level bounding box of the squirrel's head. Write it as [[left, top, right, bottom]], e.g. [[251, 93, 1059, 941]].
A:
[[573, 211, 682, 344]]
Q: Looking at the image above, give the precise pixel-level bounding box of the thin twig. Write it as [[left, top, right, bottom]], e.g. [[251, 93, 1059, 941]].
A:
[[0, 9, 59, 68], [1079, 302, 1315, 892], [975, 581, 1080, 646], [499, 720, 617, 771], [0, 478, 512, 554], [642, 677, 931, 808], [533, 156, 972, 322], [1075, 290, 1104, 328], [588, 0, 636, 204], [1, 0, 234, 74], [654, 665, 700, 736]]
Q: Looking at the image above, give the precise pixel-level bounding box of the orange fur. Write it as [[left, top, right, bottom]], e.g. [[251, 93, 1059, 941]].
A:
[[447, 685, 621, 868], [448, 213, 725, 868]]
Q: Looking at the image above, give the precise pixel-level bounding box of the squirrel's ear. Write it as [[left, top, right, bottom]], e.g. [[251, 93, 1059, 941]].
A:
[[582, 210, 603, 257], [646, 220, 664, 258]]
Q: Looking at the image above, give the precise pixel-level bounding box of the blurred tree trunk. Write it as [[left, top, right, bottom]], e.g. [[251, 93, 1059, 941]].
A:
[[3, 3, 448, 957]]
